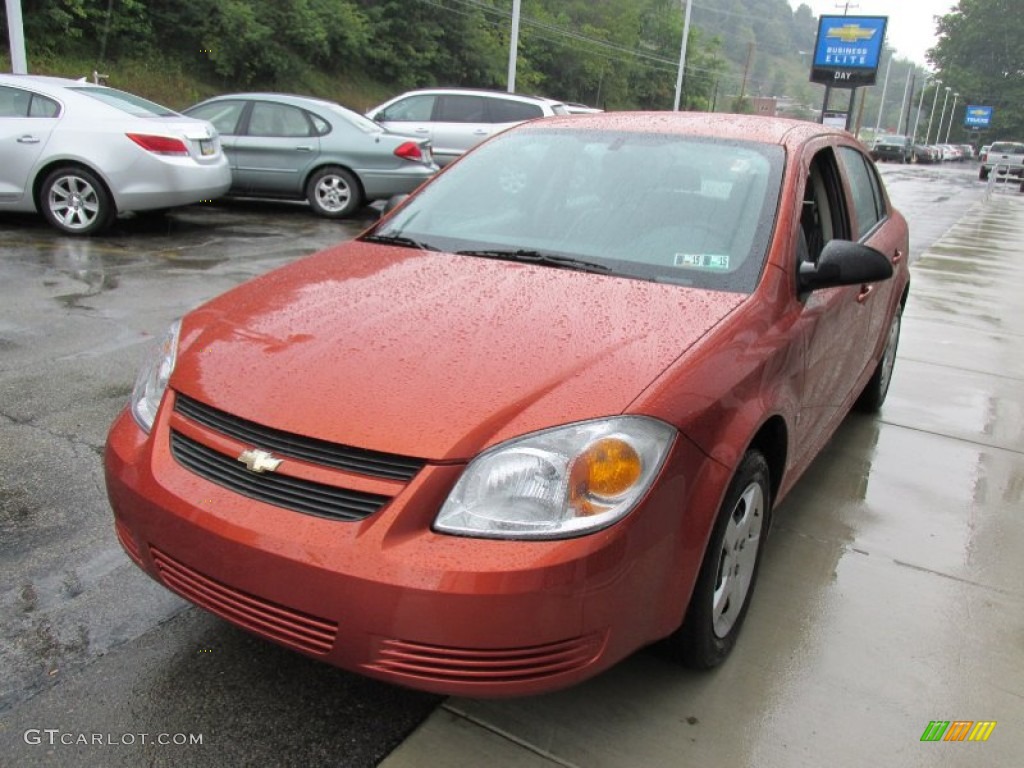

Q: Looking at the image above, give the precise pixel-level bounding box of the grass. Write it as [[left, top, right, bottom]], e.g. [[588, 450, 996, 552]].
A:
[[2, 52, 395, 112]]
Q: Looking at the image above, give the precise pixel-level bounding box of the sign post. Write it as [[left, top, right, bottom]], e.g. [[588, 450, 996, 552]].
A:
[[809, 16, 888, 132]]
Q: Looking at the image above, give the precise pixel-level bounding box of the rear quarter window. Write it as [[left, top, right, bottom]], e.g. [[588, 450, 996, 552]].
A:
[[489, 99, 544, 123]]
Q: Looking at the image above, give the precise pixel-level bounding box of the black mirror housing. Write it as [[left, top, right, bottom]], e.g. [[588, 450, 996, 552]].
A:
[[798, 240, 893, 293]]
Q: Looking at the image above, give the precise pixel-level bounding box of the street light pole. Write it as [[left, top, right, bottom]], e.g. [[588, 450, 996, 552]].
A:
[[936, 86, 952, 144], [944, 92, 960, 143], [673, 0, 694, 111], [924, 80, 942, 143], [873, 55, 893, 138]]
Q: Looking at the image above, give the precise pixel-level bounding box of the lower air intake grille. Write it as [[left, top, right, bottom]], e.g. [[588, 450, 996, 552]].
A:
[[370, 634, 605, 684], [170, 431, 389, 521], [151, 547, 337, 655]]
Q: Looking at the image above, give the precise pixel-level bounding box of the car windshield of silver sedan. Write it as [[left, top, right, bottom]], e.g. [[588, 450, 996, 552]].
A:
[[368, 127, 784, 292]]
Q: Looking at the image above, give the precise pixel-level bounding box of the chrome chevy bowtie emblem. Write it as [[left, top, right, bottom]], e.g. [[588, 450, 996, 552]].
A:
[[238, 448, 282, 473]]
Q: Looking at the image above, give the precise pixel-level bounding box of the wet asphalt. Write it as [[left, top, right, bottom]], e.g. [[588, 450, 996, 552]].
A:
[[1, 163, 1018, 767]]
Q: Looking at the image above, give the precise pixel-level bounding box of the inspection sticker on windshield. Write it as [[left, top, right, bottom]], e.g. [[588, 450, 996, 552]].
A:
[[674, 253, 730, 270]]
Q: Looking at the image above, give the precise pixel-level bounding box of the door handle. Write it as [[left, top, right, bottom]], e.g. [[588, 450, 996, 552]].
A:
[[294, 145, 314, 152], [414, 128, 429, 134], [17, 135, 40, 144], [893, 248, 903, 264], [856, 284, 875, 303], [472, 129, 489, 135]]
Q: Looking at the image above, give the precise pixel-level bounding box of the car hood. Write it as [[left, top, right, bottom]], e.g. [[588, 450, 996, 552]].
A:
[[172, 242, 745, 461]]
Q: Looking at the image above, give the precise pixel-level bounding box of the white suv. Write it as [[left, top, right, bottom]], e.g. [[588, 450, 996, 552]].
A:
[[367, 88, 568, 166]]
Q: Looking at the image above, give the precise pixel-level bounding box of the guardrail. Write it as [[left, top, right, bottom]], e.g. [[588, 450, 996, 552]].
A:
[[983, 163, 1022, 201]]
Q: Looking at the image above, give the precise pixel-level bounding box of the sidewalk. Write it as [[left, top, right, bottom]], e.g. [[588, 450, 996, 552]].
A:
[[381, 194, 1024, 768]]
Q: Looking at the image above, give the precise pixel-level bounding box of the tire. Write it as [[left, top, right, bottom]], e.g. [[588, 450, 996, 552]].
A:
[[979, 166, 989, 181], [856, 302, 902, 412], [663, 450, 771, 669], [40, 166, 114, 235], [306, 166, 362, 218]]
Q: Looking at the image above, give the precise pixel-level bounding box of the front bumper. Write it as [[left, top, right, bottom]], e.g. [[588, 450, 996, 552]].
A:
[[104, 396, 720, 696]]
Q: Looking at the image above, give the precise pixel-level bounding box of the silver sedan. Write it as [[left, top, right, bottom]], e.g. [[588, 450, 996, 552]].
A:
[[0, 74, 231, 235], [184, 93, 438, 218]]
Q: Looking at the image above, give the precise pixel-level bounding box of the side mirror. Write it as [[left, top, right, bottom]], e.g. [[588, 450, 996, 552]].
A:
[[379, 194, 409, 218], [798, 240, 893, 293]]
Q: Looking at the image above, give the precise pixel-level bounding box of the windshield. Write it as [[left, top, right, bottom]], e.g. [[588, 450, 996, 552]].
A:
[[370, 127, 784, 293], [325, 102, 381, 134]]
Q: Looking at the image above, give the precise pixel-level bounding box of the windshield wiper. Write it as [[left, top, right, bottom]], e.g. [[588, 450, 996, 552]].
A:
[[455, 248, 611, 274], [360, 233, 439, 251]]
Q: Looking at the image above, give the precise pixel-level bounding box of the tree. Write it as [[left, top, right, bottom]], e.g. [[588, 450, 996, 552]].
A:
[[929, 0, 1024, 140]]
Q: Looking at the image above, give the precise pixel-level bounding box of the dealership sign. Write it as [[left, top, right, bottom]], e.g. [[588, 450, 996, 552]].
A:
[[964, 106, 993, 129], [810, 16, 888, 87]]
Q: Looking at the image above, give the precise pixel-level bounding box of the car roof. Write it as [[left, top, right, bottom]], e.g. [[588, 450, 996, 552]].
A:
[[387, 87, 564, 106], [520, 111, 849, 148]]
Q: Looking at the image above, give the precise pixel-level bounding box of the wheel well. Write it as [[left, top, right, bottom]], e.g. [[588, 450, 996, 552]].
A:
[[305, 164, 364, 200], [32, 160, 115, 213], [748, 416, 787, 506]]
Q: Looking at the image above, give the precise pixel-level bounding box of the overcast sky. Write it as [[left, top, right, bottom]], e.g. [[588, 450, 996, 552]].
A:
[[800, 0, 957, 67]]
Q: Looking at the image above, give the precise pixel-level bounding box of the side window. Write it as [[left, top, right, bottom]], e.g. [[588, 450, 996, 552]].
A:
[[489, 99, 543, 123], [310, 113, 330, 136], [435, 95, 487, 123], [379, 95, 434, 122], [186, 100, 245, 135], [838, 146, 885, 240], [247, 102, 313, 137], [29, 94, 60, 117], [801, 148, 851, 263], [0, 86, 32, 117]]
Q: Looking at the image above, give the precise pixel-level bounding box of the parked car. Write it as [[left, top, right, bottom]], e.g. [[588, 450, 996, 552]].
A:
[[913, 144, 940, 164], [183, 93, 437, 218], [366, 88, 568, 166], [871, 134, 912, 163], [106, 113, 909, 697], [979, 144, 992, 163], [0, 74, 230, 235]]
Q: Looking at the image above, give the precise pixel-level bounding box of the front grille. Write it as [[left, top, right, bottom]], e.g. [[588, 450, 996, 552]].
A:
[[151, 547, 337, 655], [174, 393, 425, 481], [369, 634, 605, 684], [115, 519, 142, 565], [170, 431, 389, 521]]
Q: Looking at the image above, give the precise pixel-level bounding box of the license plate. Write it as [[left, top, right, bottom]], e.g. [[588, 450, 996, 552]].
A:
[[199, 139, 214, 156]]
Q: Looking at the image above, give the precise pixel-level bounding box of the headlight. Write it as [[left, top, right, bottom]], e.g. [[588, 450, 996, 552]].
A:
[[130, 319, 181, 432], [435, 417, 676, 539]]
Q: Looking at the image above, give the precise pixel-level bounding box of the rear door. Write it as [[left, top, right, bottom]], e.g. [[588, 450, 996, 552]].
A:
[[233, 101, 322, 196], [428, 94, 492, 165], [371, 93, 436, 155], [0, 85, 61, 205]]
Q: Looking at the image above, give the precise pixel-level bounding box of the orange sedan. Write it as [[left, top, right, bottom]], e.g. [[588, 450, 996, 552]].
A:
[[106, 113, 909, 696]]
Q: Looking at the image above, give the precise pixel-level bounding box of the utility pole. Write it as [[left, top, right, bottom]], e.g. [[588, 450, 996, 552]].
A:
[[911, 77, 930, 140], [898, 67, 913, 135], [507, 0, 521, 93], [672, 0, 694, 111], [738, 42, 754, 112], [5, 0, 28, 73], [901, 70, 916, 136]]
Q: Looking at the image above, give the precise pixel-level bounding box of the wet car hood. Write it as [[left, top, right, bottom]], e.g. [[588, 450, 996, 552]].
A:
[[172, 242, 745, 461]]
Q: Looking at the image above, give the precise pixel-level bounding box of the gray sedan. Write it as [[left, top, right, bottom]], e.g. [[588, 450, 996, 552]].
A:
[[185, 94, 438, 218], [0, 74, 231, 235]]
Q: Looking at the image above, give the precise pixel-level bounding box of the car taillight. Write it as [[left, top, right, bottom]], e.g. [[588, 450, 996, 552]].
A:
[[394, 141, 424, 162], [126, 133, 189, 155]]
